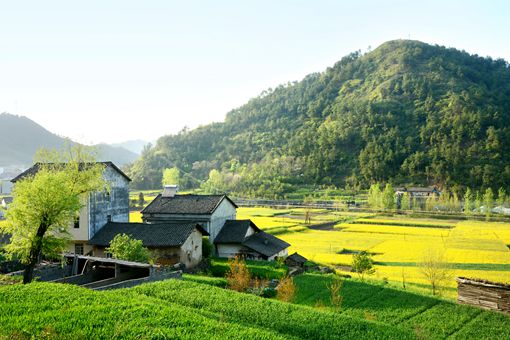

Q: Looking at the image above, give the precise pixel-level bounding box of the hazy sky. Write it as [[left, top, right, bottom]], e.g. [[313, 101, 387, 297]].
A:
[[0, 1, 508, 144]]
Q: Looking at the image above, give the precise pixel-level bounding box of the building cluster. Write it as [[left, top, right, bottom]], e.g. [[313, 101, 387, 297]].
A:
[[9, 162, 290, 268]]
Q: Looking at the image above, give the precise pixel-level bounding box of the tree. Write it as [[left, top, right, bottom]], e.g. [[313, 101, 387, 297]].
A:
[[497, 187, 506, 208], [463, 188, 473, 215], [201, 169, 227, 194], [483, 188, 494, 219], [329, 276, 343, 310], [400, 192, 411, 211], [351, 251, 375, 280], [1, 146, 105, 284], [225, 256, 251, 292], [418, 248, 452, 295], [162, 167, 180, 187], [367, 183, 382, 209], [106, 233, 150, 263], [475, 191, 483, 214], [382, 184, 395, 210], [138, 192, 145, 209]]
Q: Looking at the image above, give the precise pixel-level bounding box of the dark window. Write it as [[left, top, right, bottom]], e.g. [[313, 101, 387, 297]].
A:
[[74, 217, 80, 229], [107, 215, 112, 222], [105, 252, 113, 259], [75, 243, 84, 255]]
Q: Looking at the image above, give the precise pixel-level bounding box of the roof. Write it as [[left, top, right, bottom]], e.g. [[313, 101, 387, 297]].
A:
[[1, 197, 13, 204], [141, 194, 238, 215], [88, 222, 208, 247], [214, 220, 260, 243], [286, 252, 307, 264], [63, 254, 153, 268], [11, 161, 131, 183], [242, 232, 290, 257]]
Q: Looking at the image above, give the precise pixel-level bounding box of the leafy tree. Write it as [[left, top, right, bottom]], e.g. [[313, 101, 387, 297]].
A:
[[382, 183, 395, 210], [497, 187, 506, 207], [475, 191, 483, 214], [367, 184, 382, 209], [201, 169, 227, 194], [138, 192, 145, 209], [400, 192, 411, 211], [162, 167, 180, 186], [106, 233, 150, 263], [463, 188, 473, 215], [483, 188, 494, 219], [351, 251, 375, 280], [1, 146, 105, 283]]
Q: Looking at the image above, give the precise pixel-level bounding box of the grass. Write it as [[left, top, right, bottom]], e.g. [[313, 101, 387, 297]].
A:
[[208, 257, 287, 280], [0, 280, 414, 339]]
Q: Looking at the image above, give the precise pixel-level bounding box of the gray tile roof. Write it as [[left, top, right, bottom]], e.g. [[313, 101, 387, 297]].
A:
[[88, 222, 208, 247], [11, 162, 131, 182], [214, 220, 260, 243], [214, 219, 290, 258], [141, 194, 238, 215], [242, 232, 290, 257], [286, 252, 308, 264]]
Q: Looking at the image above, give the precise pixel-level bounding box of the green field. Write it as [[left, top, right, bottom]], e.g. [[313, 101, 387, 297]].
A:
[[2, 275, 509, 339], [236, 207, 510, 297]]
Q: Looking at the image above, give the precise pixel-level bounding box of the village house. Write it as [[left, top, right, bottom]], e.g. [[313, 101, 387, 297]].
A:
[[88, 222, 208, 268], [141, 185, 237, 242], [285, 252, 308, 268], [11, 162, 131, 256], [214, 220, 290, 260], [395, 186, 441, 198]]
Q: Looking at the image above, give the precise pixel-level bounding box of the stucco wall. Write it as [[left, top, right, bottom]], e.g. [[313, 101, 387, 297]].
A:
[[179, 229, 203, 267], [209, 199, 236, 241]]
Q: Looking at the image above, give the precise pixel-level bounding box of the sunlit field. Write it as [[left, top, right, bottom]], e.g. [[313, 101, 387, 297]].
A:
[[237, 207, 510, 298]]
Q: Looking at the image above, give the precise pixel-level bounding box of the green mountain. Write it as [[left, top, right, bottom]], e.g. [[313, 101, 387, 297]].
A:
[[0, 113, 138, 167], [129, 40, 510, 195]]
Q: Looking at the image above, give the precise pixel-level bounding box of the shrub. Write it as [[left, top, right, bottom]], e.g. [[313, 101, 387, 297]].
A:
[[276, 275, 296, 302], [351, 251, 375, 281], [225, 256, 250, 292], [106, 233, 150, 263], [329, 277, 343, 310], [202, 237, 213, 258]]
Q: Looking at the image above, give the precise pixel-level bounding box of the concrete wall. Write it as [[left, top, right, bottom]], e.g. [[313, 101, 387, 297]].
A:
[[88, 166, 130, 239], [9, 263, 72, 281]]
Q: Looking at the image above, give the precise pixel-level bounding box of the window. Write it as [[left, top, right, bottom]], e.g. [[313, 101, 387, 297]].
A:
[[74, 217, 80, 229], [74, 243, 84, 255], [107, 215, 112, 222], [105, 252, 113, 258]]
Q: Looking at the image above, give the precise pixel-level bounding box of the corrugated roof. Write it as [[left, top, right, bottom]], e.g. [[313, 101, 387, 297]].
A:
[[141, 194, 238, 215], [88, 222, 208, 247]]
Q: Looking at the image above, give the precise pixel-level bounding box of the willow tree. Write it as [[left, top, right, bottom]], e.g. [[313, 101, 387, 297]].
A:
[[1, 146, 105, 283]]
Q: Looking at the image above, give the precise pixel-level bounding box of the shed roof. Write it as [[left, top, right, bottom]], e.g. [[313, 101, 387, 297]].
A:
[[214, 220, 260, 243], [242, 232, 290, 257], [141, 194, 238, 215], [11, 162, 131, 183], [88, 222, 208, 248], [286, 252, 308, 264]]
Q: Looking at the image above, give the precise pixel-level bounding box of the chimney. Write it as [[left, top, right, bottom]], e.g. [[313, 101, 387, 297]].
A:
[[162, 185, 178, 198]]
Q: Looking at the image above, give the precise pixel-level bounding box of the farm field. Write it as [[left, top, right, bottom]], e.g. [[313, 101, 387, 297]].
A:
[[236, 207, 510, 297]]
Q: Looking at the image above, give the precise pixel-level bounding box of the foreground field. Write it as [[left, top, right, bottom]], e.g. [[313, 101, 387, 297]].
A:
[[2, 277, 508, 339], [236, 207, 510, 296]]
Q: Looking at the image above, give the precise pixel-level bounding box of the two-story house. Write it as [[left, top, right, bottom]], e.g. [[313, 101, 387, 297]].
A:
[[11, 162, 131, 255], [141, 185, 237, 242]]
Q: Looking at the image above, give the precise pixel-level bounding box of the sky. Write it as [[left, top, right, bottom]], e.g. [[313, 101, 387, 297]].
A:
[[0, 0, 508, 145]]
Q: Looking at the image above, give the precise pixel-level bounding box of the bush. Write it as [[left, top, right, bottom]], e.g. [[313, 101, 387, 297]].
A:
[[202, 237, 213, 258], [106, 233, 150, 263], [276, 275, 296, 302], [225, 256, 251, 292]]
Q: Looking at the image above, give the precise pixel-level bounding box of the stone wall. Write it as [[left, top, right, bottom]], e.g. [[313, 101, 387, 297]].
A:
[[8, 263, 72, 281], [457, 277, 510, 314]]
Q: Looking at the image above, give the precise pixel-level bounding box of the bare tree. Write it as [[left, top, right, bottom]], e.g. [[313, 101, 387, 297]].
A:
[[418, 248, 453, 295]]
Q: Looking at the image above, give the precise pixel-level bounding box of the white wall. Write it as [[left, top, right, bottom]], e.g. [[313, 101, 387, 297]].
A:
[[209, 199, 236, 241], [179, 228, 203, 268]]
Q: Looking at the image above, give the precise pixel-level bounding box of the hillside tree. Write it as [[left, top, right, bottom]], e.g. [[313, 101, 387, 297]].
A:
[[1, 146, 105, 283], [483, 188, 494, 219], [162, 167, 180, 186], [497, 187, 506, 207], [352, 251, 376, 280], [382, 183, 395, 210]]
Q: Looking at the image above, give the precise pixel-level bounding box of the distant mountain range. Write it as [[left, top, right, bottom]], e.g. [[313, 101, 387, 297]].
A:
[[111, 139, 151, 155], [0, 113, 139, 167]]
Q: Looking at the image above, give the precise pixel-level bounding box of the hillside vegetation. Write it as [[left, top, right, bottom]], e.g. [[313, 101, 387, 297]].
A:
[[129, 40, 510, 197]]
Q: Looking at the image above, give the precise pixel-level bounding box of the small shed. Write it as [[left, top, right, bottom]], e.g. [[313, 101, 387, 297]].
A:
[[457, 277, 510, 314], [285, 252, 308, 268]]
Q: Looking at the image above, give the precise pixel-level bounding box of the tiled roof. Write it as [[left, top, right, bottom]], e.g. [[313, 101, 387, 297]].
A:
[[242, 232, 290, 257], [88, 222, 208, 247], [214, 219, 290, 257], [214, 220, 260, 243], [141, 194, 238, 215], [286, 252, 307, 264], [11, 162, 131, 182]]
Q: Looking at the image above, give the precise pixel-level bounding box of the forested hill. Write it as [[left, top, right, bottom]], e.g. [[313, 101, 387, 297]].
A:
[[129, 40, 510, 195]]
